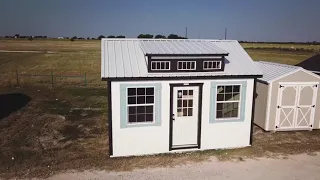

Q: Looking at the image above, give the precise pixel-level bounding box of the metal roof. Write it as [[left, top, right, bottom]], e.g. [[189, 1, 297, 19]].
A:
[[101, 39, 263, 79], [255, 61, 302, 83], [139, 40, 229, 55]]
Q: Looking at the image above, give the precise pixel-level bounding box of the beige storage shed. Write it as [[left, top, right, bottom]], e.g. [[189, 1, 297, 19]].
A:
[[254, 61, 320, 131]]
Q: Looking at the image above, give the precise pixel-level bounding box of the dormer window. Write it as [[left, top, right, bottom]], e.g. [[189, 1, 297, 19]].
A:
[[151, 61, 170, 71], [177, 61, 196, 70], [147, 56, 225, 73], [203, 61, 221, 70], [140, 40, 228, 73]]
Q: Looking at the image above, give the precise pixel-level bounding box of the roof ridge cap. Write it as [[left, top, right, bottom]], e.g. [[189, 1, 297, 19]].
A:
[[258, 61, 301, 69]]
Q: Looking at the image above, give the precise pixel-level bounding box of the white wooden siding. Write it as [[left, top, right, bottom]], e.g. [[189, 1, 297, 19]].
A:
[[111, 79, 254, 157]]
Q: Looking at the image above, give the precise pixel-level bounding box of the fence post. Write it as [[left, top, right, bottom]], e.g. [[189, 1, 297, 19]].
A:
[[16, 69, 20, 87], [84, 72, 87, 87], [51, 71, 54, 88]]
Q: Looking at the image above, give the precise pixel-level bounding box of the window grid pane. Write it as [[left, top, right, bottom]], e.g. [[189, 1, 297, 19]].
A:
[[151, 61, 170, 70], [127, 87, 155, 124], [177, 89, 194, 117], [177, 61, 196, 70], [203, 61, 222, 70], [216, 85, 241, 119]]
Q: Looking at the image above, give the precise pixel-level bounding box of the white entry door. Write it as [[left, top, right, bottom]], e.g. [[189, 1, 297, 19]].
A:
[[276, 84, 318, 130], [172, 86, 199, 148]]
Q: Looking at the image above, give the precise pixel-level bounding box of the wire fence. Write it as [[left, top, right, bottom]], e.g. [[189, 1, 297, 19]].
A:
[[0, 70, 106, 88]]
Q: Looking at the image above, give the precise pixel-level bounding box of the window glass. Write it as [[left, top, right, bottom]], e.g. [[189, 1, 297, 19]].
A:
[[203, 61, 221, 70], [177, 61, 196, 70], [128, 87, 155, 123], [151, 61, 170, 70], [216, 85, 241, 119], [177, 89, 194, 117]]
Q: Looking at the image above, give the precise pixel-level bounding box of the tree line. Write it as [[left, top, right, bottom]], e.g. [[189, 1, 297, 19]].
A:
[[97, 34, 187, 40], [5, 34, 318, 44], [1, 33, 187, 41]]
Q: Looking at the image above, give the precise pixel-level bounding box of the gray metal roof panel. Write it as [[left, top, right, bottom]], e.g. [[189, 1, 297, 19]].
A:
[[255, 61, 302, 83], [139, 40, 229, 55], [101, 39, 263, 78]]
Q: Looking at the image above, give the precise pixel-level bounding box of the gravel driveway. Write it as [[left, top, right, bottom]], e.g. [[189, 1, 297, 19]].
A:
[[47, 153, 320, 180]]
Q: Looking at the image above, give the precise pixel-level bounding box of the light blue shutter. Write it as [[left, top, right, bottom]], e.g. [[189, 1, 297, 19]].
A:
[[120, 83, 162, 128], [154, 83, 162, 126], [120, 84, 128, 128], [209, 81, 247, 123], [209, 82, 217, 123], [239, 82, 247, 121]]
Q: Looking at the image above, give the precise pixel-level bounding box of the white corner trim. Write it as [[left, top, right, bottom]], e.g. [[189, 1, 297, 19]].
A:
[[301, 69, 320, 80], [279, 82, 320, 85], [101, 40, 105, 78], [265, 82, 272, 131]]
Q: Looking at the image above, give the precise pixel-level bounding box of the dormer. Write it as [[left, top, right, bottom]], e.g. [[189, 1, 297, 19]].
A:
[[139, 40, 229, 73]]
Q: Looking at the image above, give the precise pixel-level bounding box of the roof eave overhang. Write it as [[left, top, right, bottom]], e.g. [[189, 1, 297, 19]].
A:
[[101, 74, 262, 81], [145, 53, 229, 57]]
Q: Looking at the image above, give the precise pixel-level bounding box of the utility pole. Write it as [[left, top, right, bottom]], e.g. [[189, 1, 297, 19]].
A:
[[185, 27, 188, 38], [225, 28, 227, 40]]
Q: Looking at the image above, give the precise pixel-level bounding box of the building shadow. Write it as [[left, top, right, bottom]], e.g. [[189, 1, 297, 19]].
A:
[[0, 93, 31, 120]]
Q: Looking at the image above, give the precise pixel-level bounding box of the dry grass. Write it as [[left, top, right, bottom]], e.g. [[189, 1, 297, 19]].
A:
[[0, 39, 100, 52], [241, 42, 320, 51], [0, 40, 101, 87], [0, 39, 317, 88], [246, 49, 316, 65]]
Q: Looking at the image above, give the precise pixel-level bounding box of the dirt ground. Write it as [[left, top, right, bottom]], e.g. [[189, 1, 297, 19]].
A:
[[47, 153, 320, 180], [1, 87, 320, 179]]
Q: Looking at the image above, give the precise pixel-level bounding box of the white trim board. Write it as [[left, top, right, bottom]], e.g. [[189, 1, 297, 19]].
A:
[[265, 82, 272, 131], [300, 69, 320, 79], [279, 82, 319, 85]]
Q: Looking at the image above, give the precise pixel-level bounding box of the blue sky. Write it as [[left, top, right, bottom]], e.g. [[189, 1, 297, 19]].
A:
[[1, 0, 319, 41]]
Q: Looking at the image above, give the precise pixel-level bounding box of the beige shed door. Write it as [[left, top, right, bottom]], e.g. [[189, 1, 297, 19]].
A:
[[276, 84, 318, 130]]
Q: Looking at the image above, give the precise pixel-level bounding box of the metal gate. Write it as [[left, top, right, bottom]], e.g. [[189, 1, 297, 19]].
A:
[[276, 83, 318, 130]]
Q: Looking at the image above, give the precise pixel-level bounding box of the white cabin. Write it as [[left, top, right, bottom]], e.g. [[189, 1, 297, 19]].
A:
[[101, 38, 263, 157]]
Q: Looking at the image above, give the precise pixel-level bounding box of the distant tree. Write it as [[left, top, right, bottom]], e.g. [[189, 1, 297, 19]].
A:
[[116, 35, 125, 38], [71, 36, 77, 41], [14, 34, 20, 38], [28, 36, 33, 41], [98, 35, 105, 40], [155, 34, 166, 39], [107, 35, 115, 38], [167, 34, 186, 39], [91, 38, 96, 40], [137, 34, 153, 38], [87, 37, 90, 40]]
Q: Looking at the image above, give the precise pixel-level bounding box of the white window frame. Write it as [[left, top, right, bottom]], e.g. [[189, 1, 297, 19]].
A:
[[177, 61, 196, 70], [126, 86, 156, 125], [203, 61, 221, 70], [215, 84, 242, 120], [151, 61, 171, 71]]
